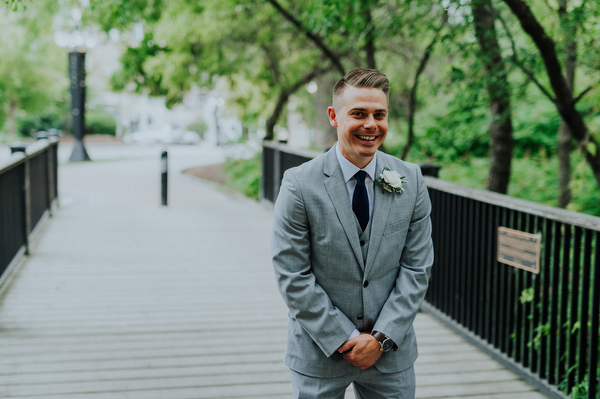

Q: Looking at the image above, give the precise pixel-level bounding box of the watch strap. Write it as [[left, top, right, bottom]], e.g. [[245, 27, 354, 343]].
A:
[[371, 331, 396, 352], [371, 331, 387, 343]]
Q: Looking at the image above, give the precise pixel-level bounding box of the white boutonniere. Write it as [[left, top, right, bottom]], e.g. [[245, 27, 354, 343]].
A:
[[375, 167, 408, 194]]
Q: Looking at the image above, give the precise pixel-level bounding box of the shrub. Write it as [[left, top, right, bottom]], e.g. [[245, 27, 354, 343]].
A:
[[223, 153, 261, 200], [85, 109, 117, 135], [18, 111, 64, 137]]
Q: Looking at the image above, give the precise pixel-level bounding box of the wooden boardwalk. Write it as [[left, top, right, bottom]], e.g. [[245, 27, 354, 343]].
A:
[[0, 142, 547, 398]]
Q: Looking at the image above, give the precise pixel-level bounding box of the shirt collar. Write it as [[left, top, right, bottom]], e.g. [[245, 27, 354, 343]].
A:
[[335, 143, 377, 183]]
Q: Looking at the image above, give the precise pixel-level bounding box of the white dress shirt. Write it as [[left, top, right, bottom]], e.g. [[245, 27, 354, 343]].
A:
[[334, 143, 377, 345], [335, 143, 376, 217]]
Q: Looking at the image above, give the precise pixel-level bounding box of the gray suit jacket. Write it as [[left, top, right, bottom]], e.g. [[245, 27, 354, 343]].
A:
[[271, 147, 434, 378]]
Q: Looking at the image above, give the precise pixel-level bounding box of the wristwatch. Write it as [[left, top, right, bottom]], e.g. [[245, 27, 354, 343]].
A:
[[371, 331, 394, 352]]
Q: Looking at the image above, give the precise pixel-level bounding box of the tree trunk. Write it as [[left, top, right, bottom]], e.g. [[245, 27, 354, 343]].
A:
[[7, 99, 19, 141], [265, 87, 295, 142], [401, 18, 445, 160], [364, 8, 376, 69], [264, 67, 328, 141], [557, 0, 575, 208], [472, 0, 514, 194], [502, 0, 600, 190], [313, 74, 338, 149]]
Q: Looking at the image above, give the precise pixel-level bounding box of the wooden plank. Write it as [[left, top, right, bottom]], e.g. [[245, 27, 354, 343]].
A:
[[417, 380, 544, 398], [2, 371, 293, 396], [0, 362, 287, 385]]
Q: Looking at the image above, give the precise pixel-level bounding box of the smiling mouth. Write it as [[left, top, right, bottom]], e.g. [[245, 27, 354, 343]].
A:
[[357, 135, 377, 141]]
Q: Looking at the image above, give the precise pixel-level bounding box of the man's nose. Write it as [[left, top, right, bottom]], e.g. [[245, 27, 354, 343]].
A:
[[364, 115, 376, 129]]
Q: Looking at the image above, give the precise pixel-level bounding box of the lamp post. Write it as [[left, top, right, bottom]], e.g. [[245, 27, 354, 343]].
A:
[[54, 5, 91, 161], [68, 49, 89, 161]]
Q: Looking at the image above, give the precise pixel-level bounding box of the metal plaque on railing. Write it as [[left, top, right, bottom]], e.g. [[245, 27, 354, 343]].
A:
[[497, 227, 541, 274]]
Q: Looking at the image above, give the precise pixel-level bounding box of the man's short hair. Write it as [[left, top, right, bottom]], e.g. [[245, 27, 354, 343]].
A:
[[332, 68, 390, 106]]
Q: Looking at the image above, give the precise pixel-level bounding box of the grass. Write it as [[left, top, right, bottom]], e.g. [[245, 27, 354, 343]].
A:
[[438, 152, 600, 217], [223, 155, 261, 201]]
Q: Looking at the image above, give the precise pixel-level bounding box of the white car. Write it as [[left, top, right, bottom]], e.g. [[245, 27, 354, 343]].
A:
[[124, 126, 200, 145]]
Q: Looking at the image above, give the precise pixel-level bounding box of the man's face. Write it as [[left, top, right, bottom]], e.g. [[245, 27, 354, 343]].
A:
[[328, 85, 388, 168]]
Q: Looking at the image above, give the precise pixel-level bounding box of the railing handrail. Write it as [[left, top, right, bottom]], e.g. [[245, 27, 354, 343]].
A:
[[0, 138, 59, 175], [262, 139, 323, 160], [26, 137, 59, 157], [261, 141, 600, 230], [424, 176, 600, 231], [0, 151, 26, 175], [0, 138, 59, 291]]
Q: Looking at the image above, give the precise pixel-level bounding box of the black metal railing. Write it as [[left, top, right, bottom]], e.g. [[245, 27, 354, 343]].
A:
[[262, 142, 599, 399], [425, 178, 600, 399], [0, 139, 59, 287], [261, 140, 322, 203]]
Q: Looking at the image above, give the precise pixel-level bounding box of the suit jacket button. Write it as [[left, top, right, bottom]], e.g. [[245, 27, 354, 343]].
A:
[[357, 314, 364, 320], [360, 240, 365, 246], [363, 280, 369, 288]]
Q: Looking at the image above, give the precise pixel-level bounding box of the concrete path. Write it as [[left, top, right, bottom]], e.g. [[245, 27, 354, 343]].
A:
[[0, 141, 547, 398]]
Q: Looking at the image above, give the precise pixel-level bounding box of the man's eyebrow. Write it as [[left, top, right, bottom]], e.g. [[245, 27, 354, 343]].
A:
[[349, 107, 387, 113]]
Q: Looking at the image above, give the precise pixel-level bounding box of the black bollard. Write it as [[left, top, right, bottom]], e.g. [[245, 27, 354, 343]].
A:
[[161, 151, 168, 206]]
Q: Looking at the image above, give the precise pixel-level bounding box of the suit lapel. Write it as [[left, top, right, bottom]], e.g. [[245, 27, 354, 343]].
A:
[[323, 149, 364, 268], [364, 155, 393, 276]]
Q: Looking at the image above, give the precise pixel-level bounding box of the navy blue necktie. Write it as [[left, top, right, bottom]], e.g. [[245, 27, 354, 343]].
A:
[[352, 171, 369, 231]]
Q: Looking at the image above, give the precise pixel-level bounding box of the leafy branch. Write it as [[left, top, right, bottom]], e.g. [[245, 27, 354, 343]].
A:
[[402, 13, 447, 160], [497, 13, 555, 102], [264, 64, 331, 140], [497, 10, 593, 106], [265, 0, 345, 75]]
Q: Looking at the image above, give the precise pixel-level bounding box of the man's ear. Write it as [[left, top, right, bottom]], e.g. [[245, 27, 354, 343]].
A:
[[327, 107, 338, 127]]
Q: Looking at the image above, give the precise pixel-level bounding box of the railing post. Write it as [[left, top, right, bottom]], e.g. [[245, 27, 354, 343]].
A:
[[260, 142, 269, 202], [420, 163, 441, 177], [589, 232, 600, 399], [48, 133, 59, 202], [10, 143, 27, 154], [9, 143, 30, 255], [39, 136, 53, 216], [35, 131, 48, 141], [47, 139, 58, 210], [273, 144, 281, 202]]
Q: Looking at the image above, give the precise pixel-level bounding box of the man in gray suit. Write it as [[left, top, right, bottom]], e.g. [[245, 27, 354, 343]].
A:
[[272, 68, 434, 398]]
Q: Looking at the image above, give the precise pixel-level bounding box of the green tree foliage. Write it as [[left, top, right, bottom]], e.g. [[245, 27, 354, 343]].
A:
[[88, 0, 331, 136], [0, 1, 67, 140], [83, 0, 600, 215], [4, 0, 20, 11], [500, 0, 600, 190], [87, 0, 449, 141]]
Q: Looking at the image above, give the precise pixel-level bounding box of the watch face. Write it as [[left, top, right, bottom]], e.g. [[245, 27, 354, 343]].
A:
[[381, 339, 394, 352]]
